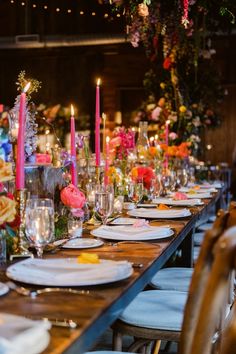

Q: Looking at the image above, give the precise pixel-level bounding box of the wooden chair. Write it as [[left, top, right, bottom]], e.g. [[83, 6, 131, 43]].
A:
[[220, 304, 236, 354], [179, 225, 236, 354], [111, 206, 235, 353]]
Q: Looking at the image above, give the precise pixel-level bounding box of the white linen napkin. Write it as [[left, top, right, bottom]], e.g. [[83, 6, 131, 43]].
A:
[[7, 259, 132, 285], [0, 313, 51, 354], [129, 208, 190, 218], [152, 198, 201, 206], [94, 225, 171, 238]]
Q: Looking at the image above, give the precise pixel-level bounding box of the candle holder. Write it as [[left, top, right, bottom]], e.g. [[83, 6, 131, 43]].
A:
[[10, 189, 33, 260]]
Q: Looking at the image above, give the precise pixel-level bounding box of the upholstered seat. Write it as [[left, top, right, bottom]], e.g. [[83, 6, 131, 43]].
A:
[[150, 268, 193, 292], [197, 223, 214, 232], [119, 290, 187, 331], [194, 232, 205, 246]]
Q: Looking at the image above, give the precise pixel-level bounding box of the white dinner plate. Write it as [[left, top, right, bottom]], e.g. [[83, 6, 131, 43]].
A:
[[6, 258, 133, 287], [178, 187, 217, 193], [151, 198, 203, 206], [0, 282, 9, 296], [109, 217, 139, 225], [185, 193, 212, 199], [62, 238, 104, 249], [0, 313, 50, 354], [127, 208, 191, 219], [91, 225, 174, 241]]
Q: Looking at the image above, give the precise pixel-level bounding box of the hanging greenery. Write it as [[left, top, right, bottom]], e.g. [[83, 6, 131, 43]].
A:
[[99, 0, 236, 155]]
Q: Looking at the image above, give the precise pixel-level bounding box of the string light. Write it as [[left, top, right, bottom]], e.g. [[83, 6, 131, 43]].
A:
[[56, 7, 60, 12], [44, 5, 48, 10], [80, 11, 84, 15], [21, 2, 25, 6], [116, 13, 121, 17], [32, 4, 36, 8], [10, 0, 14, 4], [104, 13, 109, 18], [91, 12, 96, 16], [67, 9, 72, 13]]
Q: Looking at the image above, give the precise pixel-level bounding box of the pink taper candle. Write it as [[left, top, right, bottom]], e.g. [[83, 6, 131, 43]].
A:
[[15, 82, 30, 190], [164, 120, 170, 169], [70, 104, 77, 186], [104, 136, 110, 186], [95, 78, 101, 167]]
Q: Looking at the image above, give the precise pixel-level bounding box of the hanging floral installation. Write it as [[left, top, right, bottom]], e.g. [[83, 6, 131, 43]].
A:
[[99, 0, 236, 155]]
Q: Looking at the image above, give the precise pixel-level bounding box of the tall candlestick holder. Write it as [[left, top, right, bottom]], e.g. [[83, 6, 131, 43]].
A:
[[10, 189, 33, 260], [95, 166, 101, 184]]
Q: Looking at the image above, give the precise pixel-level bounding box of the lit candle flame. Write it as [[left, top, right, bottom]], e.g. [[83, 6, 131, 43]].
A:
[[155, 134, 158, 140], [106, 136, 110, 144], [71, 104, 74, 116], [150, 136, 154, 142], [23, 82, 31, 93], [97, 78, 101, 86], [166, 120, 170, 125], [102, 112, 106, 120]]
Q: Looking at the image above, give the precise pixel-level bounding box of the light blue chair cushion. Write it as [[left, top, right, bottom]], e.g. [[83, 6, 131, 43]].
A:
[[197, 223, 213, 232], [194, 232, 205, 246], [119, 290, 187, 331], [149, 267, 193, 291], [209, 215, 216, 222]]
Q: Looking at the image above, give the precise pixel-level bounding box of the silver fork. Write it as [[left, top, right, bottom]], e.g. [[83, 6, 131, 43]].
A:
[[6, 281, 104, 299]]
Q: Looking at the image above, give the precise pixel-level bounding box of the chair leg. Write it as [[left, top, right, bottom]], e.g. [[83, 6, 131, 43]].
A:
[[112, 331, 123, 351], [152, 340, 161, 354]]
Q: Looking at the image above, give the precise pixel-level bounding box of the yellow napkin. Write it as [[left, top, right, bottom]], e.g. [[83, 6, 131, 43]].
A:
[[77, 253, 100, 264]]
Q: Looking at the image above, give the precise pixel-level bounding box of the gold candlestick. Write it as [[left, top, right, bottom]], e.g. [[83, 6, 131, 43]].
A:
[[10, 189, 33, 260]]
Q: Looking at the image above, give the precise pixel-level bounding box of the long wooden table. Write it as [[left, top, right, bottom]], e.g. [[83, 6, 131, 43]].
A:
[[0, 189, 224, 354]]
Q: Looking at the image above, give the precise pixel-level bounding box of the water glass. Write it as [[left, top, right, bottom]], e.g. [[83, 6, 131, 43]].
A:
[[95, 184, 114, 225], [25, 198, 55, 258], [68, 219, 83, 239], [128, 181, 143, 206]]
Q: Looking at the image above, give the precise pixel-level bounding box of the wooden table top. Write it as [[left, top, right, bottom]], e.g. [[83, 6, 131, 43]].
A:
[[0, 190, 223, 354]]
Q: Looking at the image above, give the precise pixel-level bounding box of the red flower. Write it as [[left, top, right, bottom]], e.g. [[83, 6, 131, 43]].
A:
[[163, 57, 172, 70], [131, 166, 155, 190]]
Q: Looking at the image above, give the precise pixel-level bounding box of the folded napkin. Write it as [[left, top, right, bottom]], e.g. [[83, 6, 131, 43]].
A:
[[179, 187, 217, 193], [129, 208, 190, 218], [0, 313, 51, 354], [7, 258, 132, 286], [94, 225, 171, 239], [186, 193, 211, 199], [152, 198, 201, 206]]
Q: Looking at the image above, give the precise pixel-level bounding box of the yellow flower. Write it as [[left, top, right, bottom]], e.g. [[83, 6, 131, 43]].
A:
[[0, 159, 14, 182], [160, 82, 166, 89], [179, 105, 187, 113], [0, 196, 17, 225]]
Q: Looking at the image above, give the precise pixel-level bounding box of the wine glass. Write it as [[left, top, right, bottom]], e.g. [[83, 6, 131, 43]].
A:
[[128, 180, 144, 206], [94, 184, 114, 225], [25, 198, 55, 257]]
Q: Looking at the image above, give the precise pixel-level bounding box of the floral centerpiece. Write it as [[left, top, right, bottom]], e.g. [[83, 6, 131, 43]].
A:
[[109, 127, 136, 192], [0, 159, 20, 255]]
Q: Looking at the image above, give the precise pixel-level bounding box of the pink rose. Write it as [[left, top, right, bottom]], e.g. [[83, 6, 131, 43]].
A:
[[61, 184, 86, 209], [173, 192, 188, 200], [151, 106, 162, 121]]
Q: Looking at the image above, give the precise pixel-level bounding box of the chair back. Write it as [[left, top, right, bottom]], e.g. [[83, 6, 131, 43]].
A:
[[186, 226, 236, 354], [179, 209, 230, 354]]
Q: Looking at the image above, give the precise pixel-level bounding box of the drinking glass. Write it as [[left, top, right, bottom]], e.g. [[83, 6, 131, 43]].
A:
[[25, 198, 55, 258], [128, 181, 143, 206], [95, 184, 114, 225]]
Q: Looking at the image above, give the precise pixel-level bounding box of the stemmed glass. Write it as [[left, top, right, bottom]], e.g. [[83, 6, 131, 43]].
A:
[[25, 198, 55, 258], [128, 180, 144, 207], [94, 184, 114, 225]]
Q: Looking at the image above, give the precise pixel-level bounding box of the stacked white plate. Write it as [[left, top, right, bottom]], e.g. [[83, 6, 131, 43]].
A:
[[7, 258, 133, 287], [127, 208, 191, 219], [91, 225, 174, 241], [152, 198, 203, 206]]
